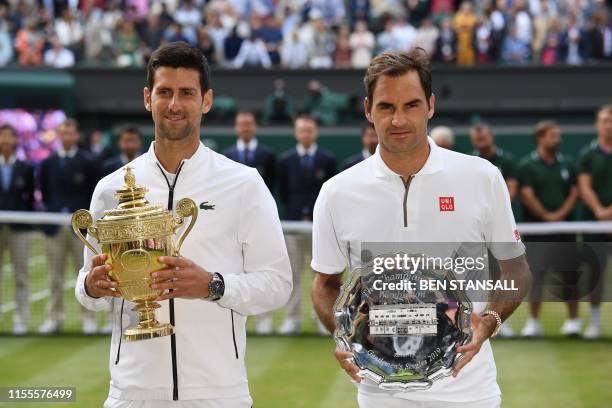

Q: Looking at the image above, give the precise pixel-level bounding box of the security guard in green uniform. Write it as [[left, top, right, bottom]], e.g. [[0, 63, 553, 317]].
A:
[[470, 122, 518, 200], [576, 104, 612, 339], [469, 122, 519, 337], [517, 120, 580, 338]]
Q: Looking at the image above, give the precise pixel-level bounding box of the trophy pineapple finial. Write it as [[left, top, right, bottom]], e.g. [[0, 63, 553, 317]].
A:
[[124, 166, 136, 189]]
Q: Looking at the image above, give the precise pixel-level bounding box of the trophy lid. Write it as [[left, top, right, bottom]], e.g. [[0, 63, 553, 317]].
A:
[[102, 166, 166, 221]]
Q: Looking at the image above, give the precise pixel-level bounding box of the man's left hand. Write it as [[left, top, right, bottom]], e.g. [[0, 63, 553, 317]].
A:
[[452, 313, 497, 377], [150, 256, 213, 300]]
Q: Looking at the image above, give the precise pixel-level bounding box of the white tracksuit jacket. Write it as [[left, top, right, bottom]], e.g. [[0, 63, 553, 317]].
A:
[[75, 141, 292, 401]]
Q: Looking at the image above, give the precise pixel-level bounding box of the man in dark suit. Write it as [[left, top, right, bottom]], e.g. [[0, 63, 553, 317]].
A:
[[277, 114, 336, 334], [100, 126, 143, 178], [0, 124, 35, 335], [343, 123, 378, 170], [223, 110, 277, 334], [38, 119, 99, 334], [223, 110, 276, 192]]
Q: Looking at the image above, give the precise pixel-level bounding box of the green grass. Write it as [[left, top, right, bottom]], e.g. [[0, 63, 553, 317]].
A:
[[0, 335, 611, 407]]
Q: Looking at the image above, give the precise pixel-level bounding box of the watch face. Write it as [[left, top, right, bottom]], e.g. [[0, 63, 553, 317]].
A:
[[210, 280, 224, 298]]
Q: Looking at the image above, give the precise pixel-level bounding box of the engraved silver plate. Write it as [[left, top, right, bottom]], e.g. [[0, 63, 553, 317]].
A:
[[334, 253, 473, 391]]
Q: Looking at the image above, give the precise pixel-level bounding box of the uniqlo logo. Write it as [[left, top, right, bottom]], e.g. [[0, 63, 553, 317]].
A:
[[439, 197, 455, 211]]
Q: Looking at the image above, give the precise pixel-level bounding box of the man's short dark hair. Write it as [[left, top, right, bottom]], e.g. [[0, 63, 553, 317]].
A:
[[118, 125, 142, 141], [534, 120, 558, 139], [147, 42, 211, 95], [364, 49, 432, 109], [58, 118, 79, 131], [0, 124, 17, 137], [471, 122, 492, 134], [236, 110, 256, 120], [294, 113, 318, 126]]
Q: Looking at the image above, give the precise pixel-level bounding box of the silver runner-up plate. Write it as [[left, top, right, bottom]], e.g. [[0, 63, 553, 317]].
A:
[[334, 253, 473, 391]]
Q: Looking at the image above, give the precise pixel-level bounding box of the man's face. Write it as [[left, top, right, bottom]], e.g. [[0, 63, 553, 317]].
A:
[[294, 118, 318, 148], [0, 129, 17, 155], [118, 132, 142, 158], [596, 109, 612, 142], [470, 127, 494, 151], [235, 113, 256, 143], [144, 67, 213, 142], [365, 71, 435, 155], [539, 127, 561, 152], [362, 126, 378, 154], [57, 124, 79, 150]]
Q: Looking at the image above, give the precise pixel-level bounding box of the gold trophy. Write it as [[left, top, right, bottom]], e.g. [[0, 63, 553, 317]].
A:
[[71, 166, 198, 341]]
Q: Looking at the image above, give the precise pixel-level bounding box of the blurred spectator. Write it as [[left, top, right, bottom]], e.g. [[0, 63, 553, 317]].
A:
[[55, 8, 84, 60], [431, 125, 455, 150], [303, 80, 348, 126], [531, 0, 555, 61], [281, 25, 309, 68], [223, 25, 244, 65], [513, 0, 533, 45], [165, 21, 191, 44], [44, 35, 75, 68], [502, 25, 531, 64], [349, 20, 375, 68], [343, 123, 378, 169], [434, 16, 457, 62], [453, 0, 477, 65], [348, 0, 370, 27], [431, 0, 455, 24], [334, 23, 352, 67], [204, 9, 229, 64], [196, 26, 216, 64], [377, 18, 400, 53], [474, 14, 493, 64], [414, 17, 439, 56], [14, 17, 44, 66], [259, 15, 283, 65], [588, 9, 612, 61], [308, 0, 346, 26], [560, 12, 588, 65], [233, 28, 271, 68], [0, 124, 35, 335], [489, 0, 508, 62], [142, 13, 164, 61], [0, 18, 13, 66], [306, 9, 335, 68], [371, 0, 404, 20], [263, 79, 295, 124], [392, 16, 417, 52], [82, 1, 107, 62], [101, 126, 143, 177], [540, 30, 561, 65], [158, 1, 176, 28], [115, 19, 142, 66], [405, 0, 431, 27], [174, 0, 200, 44]]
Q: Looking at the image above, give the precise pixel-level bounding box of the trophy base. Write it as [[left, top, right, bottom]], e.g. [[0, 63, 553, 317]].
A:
[[123, 323, 174, 341]]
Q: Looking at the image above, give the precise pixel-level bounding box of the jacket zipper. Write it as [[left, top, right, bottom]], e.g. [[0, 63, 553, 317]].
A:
[[402, 176, 414, 227], [157, 161, 184, 401], [230, 310, 239, 359]]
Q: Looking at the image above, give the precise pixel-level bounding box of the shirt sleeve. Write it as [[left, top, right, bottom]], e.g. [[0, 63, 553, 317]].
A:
[[484, 168, 526, 260], [517, 159, 533, 188], [74, 180, 113, 312], [310, 183, 348, 274], [576, 146, 591, 175], [217, 169, 292, 315]]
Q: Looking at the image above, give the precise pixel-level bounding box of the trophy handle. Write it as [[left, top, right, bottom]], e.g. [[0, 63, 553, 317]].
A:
[[173, 198, 198, 255], [71, 209, 99, 255]]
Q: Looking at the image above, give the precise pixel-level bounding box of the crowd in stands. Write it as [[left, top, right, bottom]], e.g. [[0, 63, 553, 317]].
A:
[[0, 0, 610, 69]]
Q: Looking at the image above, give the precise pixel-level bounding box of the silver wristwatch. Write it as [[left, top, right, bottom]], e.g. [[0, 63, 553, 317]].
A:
[[207, 272, 225, 301]]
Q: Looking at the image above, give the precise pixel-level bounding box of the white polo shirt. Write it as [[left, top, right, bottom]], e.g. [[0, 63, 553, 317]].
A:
[[311, 137, 524, 402]]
